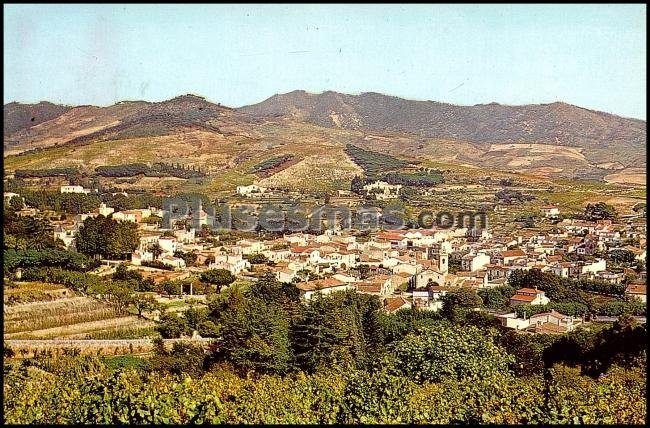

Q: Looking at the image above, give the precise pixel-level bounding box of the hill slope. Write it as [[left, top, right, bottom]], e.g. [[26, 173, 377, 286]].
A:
[[4, 101, 71, 135], [3, 91, 646, 187], [241, 90, 645, 146]]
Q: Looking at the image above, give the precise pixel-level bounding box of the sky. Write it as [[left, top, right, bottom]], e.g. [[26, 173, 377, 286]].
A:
[[3, 4, 647, 119]]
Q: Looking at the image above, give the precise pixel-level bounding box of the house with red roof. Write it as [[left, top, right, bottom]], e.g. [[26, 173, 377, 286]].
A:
[[509, 288, 550, 306]]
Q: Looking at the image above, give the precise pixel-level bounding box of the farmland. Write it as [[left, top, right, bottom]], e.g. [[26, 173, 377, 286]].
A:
[[3, 282, 156, 341]]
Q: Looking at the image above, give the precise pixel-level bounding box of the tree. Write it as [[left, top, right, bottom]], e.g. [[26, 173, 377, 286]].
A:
[[150, 340, 206, 377], [157, 312, 190, 338], [440, 287, 482, 321], [291, 290, 382, 373], [131, 294, 159, 318], [478, 285, 515, 309], [8, 196, 24, 211], [584, 202, 617, 221], [211, 290, 292, 375], [390, 323, 513, 383], [350, 175, 365, 194], [174, 249, 197, 266], [76, 216, 139, 259], [149, 243, 164, 258], [200, 269, 235, 292], [184, 305, 209, 331], [244, 253, 269, 265], [609, 248, 636, 264]]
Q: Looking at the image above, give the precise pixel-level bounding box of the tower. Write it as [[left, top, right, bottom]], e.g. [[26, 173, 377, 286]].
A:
[[439, 252, 448, 274]]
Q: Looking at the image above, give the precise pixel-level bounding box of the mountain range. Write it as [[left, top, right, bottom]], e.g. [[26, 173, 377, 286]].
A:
[[4, 91, 646, 189]]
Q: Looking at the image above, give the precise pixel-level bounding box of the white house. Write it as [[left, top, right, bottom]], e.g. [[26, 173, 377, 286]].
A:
[[159, 255, 186, 269], [236, 184, 267, 197], [158, 236, 178, 254], [461, 252, 491, 272], [412, 285, 447, 312], [527, 310, 582, 334], [174, 228, 196, 244], [540, 206, 560, 219], [210, 253, 251, 275], [60, 185, 90, 194], [112, 211, 139, 223], [131, 250, 154, 266], [239, 239, 267, 255], [98, 203, 115, 217], [276, 267, 298, 283], [363, 181, 402, 200], [497, 312, 532, 330], [581, 259, 607, 275], [53, 226, 76, 250], [296, 277, 355, 301]]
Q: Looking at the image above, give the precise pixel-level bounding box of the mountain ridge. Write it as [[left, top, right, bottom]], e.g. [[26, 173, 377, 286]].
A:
[[3, 90, 646, 185]]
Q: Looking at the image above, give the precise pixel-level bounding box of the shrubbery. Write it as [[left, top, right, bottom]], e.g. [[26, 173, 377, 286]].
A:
[[345, 144, 409, 177]]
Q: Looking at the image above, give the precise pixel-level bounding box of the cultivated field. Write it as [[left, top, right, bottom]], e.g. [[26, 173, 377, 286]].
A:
[[4, 282, 156, 340]]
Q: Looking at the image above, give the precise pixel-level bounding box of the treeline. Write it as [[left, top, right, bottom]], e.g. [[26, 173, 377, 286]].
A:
[[4, 249, 99, 276], [251, 155, 294, 173], [19, 190, 101, 214], [14, 167, 78, 178], [345, 144, 409, 177], [94, 162, 206, 179], [507, 269, 645, 317], [11, 186, 164, 213], [99, 193, 164, 211], [495, 188, 535, 204], [514, 300, 646, 318]]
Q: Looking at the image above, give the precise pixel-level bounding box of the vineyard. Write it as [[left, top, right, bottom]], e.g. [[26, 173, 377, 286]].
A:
[[4, 338, 212, 358], [250, 154, 294, 176], [345, 144, 410, 177], [2, 357, 645, 424], [3, 282, 156, 341]]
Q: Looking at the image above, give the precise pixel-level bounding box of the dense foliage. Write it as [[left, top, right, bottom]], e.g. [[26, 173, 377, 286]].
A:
[[4, 209, 59, 250], [507, 268, 645, 317], [3, 355, 645, 424], [3, 273, 646, 424], [4, 248, 99, 275], [95, 162, 205, 179], [345, 144, 409, 177], [495, 188, 535, 204], [19, 190, 101, 214], [250, 155, 294, 174], [584, 202, 617, 221], [75, 215, 139, 259]]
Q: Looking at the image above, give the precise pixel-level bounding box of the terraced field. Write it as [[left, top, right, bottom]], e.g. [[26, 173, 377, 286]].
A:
[[3, 283, 156, 340]]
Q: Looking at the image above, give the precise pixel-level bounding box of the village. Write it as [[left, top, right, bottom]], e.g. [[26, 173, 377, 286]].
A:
[[4, 178, 646, 338]]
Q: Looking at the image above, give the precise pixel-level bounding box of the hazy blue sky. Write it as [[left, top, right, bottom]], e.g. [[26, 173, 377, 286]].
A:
[[4, 4, 646, 119]]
